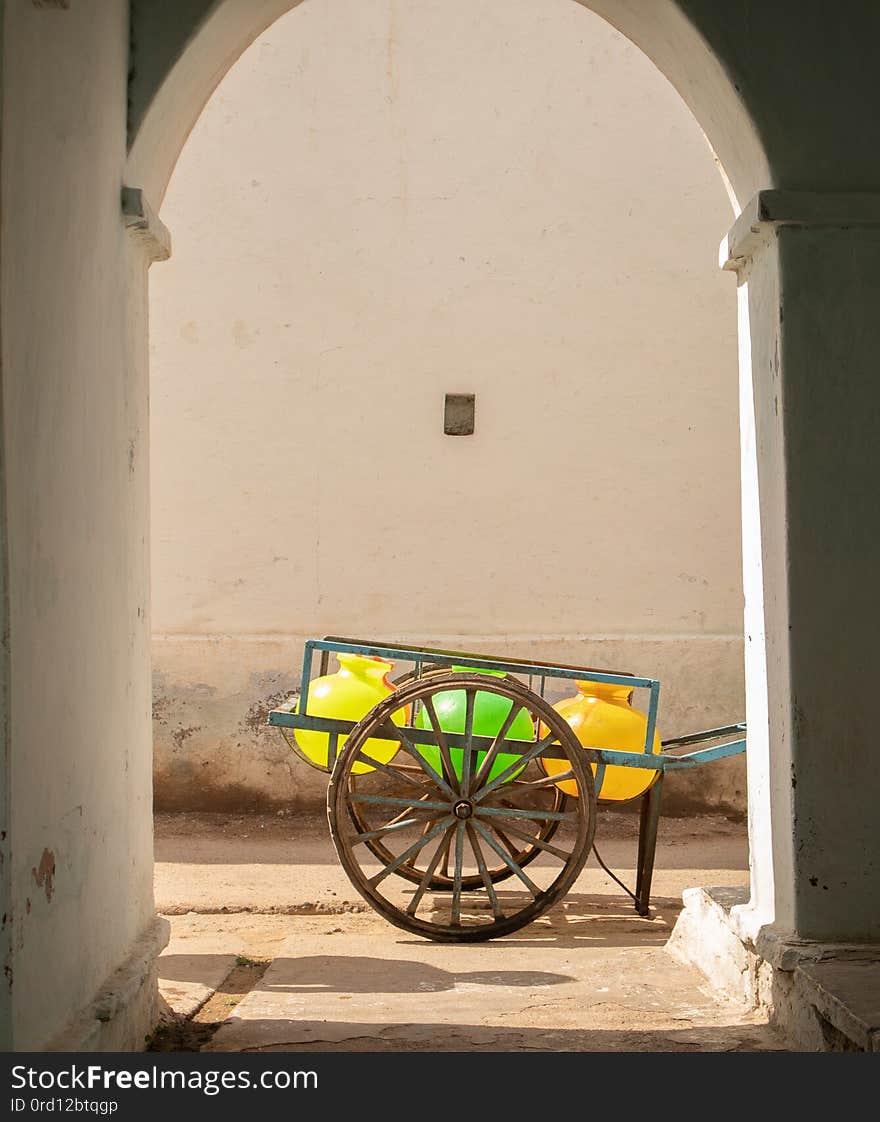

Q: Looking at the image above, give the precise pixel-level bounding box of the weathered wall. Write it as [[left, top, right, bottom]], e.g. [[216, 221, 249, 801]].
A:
[[1, 0, 161, 1049], [149, 0, 744, 815]]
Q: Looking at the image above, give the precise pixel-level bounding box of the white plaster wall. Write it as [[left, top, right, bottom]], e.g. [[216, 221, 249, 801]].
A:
[[149, 0, 743, 812], [1, 0, 158, 1048]]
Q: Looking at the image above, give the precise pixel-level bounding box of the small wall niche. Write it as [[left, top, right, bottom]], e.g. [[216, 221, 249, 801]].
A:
[[444, 393, 476, 436]]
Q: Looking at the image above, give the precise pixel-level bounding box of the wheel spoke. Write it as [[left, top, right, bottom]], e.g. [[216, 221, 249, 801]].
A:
[[421, 695, 460, 792], [350, 793, 451, 813], [352, 752, 437, 792], [380, 721, 457, 798], [351, 817, 424, 845], [368, 816, 456, 887], [471, 733, 560, 802], [461, 688, 476, 795], [467, 823, 504, 919], [471, 702, 526, 792], [509, 770, 576, 791], [440, 830, 453, 879], [485, 821, 521, 859], [451, 821, 466, 925], [475, 802, 575, 823], [406, 824, 457, 917], [471, 821, 540, 897], [487, 817, 572, 862], [379, 793, 445, 830]]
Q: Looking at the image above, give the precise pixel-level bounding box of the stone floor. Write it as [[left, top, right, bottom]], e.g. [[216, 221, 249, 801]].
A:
[[150, 809, 793, 1053]]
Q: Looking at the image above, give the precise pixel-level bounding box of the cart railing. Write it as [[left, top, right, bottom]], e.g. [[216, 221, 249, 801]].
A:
[[268, 635, 745, 774], [273, 635, 665, 771]]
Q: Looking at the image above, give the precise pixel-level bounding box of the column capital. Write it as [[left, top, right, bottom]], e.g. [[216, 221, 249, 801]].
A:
[[122, 187, 171, 263], [720, 190, 880, 278]]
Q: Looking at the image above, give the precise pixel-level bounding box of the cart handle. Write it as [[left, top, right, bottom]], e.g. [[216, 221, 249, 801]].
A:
[[661, 722, 746, 749]]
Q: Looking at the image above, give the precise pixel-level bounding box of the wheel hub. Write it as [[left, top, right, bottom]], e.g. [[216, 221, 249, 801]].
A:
[[453, 799, 474, 820]]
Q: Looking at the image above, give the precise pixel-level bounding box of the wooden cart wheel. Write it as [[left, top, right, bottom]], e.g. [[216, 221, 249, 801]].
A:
[[355, 662, 567, 889], [327, 671, 596, 942]]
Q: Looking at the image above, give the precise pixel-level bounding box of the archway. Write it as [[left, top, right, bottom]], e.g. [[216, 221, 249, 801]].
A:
[[127, 0, 780, 1009], [147, 0, 746, 833], [126, 0, 770, 211]]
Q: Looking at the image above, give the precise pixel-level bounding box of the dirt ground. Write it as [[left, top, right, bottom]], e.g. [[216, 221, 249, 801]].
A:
[[151, 808, 791, 1053]]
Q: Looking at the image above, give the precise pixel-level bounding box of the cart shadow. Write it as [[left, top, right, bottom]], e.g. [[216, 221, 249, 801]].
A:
[[157, 892, 684, 1004], [155, 953, 791, 1055], [390, 892, 685, 949], [256, 955, 575, 994]]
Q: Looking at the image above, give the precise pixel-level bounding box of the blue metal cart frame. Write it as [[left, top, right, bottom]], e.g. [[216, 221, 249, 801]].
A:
[[268, 636, 746, 941]]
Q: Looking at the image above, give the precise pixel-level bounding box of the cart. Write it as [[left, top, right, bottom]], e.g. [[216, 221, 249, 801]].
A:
[[267, 636, 746, 943]]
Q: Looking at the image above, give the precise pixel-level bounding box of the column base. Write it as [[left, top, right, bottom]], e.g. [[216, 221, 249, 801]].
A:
[[667, 886, 880, 1051], [41, 915, 171, 1052]]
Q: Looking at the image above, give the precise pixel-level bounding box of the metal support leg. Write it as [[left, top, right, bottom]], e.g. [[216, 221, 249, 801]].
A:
[[634, 773, 664, 916]]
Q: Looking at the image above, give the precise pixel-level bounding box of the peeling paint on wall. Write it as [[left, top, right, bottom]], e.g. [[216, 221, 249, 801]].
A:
[[171, 724, 201, 748], [31, 849, 55, 903]]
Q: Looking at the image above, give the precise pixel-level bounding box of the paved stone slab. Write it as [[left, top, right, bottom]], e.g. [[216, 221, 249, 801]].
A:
[[204, 914, 782, 1053], [155, 812, 785, 1052], [157, 952, 239, 1018]]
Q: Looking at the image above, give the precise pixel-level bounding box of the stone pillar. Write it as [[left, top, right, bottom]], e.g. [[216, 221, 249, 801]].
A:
[[723, 192, 880, 947]]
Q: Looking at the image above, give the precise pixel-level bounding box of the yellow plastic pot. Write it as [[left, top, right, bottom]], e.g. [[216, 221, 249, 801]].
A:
[[541, 680, 661, 801], [293, 652, 407, 773]]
